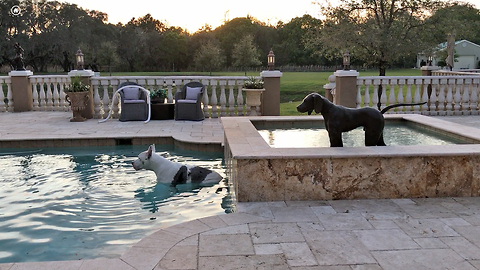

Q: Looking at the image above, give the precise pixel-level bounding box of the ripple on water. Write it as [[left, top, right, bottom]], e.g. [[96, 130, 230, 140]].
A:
[[0, 145, 233, 263]]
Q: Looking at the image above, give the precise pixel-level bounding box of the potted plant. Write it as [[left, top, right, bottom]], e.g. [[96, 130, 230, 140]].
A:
[[150, 88, 167, 104], [65, 76, 90, 122], [242, 76, 265, 116]]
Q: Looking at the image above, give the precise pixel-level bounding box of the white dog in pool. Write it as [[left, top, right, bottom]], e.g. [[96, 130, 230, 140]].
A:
[[132, 144, 223, 186]]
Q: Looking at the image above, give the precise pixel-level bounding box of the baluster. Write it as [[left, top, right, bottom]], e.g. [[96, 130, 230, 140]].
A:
[[237, 80, 244, 116], [379, 78, 388, 110], [219, 80, 227, 117], [6, 82, 13, 112], [363, 79, 371, 108], [0, 80, 5, 112], [429, 79, 438, 116], [202, 79, 210, 118], [210, 80, 218, 118], [421, 78, 430, 115], [356, 80, 362, 108], [437, 79, 447, 116], [397, 79, 405, 114], [166, 79, 173, 103], [102, 83, 111, 118], [413, 79, 421, 114], [453, 78, 462, 115], [32, 78, 39, 111], [53, 79, 60, 111], [462, 78, 471, 115], [112, 83, 120, 119], [46, 79, 54, 111], [446, 78, 454, 116], [174, 80, 182, 100], [228, 80, 236, 116], [372, 79, 380, 110], [60, 77, 68, 111], [93, 83, 102, 119], [39, 79, 47, 111], [388, 79, 396, 113], [471, 78, 479, 115]]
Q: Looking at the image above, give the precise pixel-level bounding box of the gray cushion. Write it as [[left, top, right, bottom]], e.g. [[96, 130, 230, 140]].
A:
[[185, 87, 202, 100], [123, 87, 140, 100]]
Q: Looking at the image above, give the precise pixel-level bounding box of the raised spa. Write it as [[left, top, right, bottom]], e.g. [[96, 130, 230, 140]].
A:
[[223, 115, 480, 202]]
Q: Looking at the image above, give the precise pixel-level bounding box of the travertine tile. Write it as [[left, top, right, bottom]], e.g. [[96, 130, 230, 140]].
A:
[[372, 249, 477, 270], [9, 261, 82, 270], [79, 258, 136, 270], [120, 246, 169, 270], [354, 229, 420, 251], [198, 254, 288, 270], [394, 218, 460, 238], [157, 245, 197, 270], [413, 237, 449, 249], [249, 223, 304, 244], [304, 231, 376, 265], [199, 234, 254, 256], [316, 213, 373, 231], [270, 206, 319, 223], [440, 237, 480, 260], [280, 242, 317, 267]]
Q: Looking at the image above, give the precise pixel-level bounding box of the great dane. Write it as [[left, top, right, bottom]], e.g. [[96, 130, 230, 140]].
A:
[[297, 93, 425, 147]]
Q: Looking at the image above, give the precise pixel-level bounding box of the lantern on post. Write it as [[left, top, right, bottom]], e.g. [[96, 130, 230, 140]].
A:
[[267, 49, 275, 71], [76, 48, 84, 70], [343, 50, 350, 71]]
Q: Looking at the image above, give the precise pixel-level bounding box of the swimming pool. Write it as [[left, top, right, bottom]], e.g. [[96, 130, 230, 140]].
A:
[[257, 122, 469, 148], [0, 145, 232, 263]]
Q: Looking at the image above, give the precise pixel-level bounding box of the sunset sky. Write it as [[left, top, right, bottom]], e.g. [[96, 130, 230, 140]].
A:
[[63, 0, 322, 32], [63, 0, 480, 33]]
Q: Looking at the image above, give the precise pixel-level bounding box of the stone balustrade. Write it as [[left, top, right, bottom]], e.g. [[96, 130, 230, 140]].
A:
[[355, 76, 479, 116], [0, 76, 12, 112]]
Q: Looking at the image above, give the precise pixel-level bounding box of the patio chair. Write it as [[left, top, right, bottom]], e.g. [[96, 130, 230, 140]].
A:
[[99, 82, 151, 123], [174, 81, 205, 121]]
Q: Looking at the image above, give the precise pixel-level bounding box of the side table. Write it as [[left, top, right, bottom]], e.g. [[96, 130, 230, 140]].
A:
[[151, 103, 174, 120]]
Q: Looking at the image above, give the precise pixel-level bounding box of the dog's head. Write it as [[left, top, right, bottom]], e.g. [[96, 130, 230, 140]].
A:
[[132, 144, 155, 171], [297, 93, 325, 115]]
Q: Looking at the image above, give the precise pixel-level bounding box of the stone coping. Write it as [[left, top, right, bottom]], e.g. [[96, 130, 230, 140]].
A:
[[222, 114, 480, 159]]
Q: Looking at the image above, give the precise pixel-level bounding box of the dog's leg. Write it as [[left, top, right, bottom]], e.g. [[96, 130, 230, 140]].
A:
[[365, 129, 385, 146], [328, 132, 343, 147], [376, 134, 386, 146]]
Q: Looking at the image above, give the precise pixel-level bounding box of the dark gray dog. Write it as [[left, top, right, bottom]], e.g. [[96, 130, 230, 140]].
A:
[[297, 93, 425, 147]]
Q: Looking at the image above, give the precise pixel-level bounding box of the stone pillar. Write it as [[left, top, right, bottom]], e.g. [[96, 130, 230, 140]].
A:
[[323, 74, 336, 102], [260, 70, 282, 116], [68, 69, 95, 119], [8, 70, 33, 112], [334, 70, 359, 108]]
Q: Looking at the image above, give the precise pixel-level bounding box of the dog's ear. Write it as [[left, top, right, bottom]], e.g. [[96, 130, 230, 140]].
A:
[[313, 94, 323, 114], [147, 144, 155, 159]]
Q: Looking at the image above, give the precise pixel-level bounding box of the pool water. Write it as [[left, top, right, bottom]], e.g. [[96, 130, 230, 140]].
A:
[[0, 145, 232, 263], [258, 123, 469, 147]]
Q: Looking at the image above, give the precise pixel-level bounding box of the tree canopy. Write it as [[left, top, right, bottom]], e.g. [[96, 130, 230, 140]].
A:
[[1, 0, 480, 73]]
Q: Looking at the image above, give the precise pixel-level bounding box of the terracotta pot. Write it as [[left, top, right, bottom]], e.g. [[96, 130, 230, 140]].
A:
[[65, 92, 90, 122]]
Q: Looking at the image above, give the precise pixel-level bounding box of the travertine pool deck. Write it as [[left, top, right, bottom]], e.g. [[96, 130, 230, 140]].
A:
[[1, 112, 480, 269]]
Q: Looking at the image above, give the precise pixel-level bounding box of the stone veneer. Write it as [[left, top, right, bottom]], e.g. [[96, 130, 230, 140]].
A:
[[223, 115, 480, 202]]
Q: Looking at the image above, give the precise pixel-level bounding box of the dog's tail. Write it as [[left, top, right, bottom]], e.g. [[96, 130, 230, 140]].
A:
[[380, 102, 427, 114]]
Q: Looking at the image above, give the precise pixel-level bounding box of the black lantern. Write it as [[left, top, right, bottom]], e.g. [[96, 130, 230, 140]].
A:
[[343, 50, 350, 70], [267, 49, 275, 71], [76, 48, 84, 70]]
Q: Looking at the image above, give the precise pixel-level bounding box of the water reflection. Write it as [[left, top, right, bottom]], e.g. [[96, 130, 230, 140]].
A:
[[0, 145, 231, 263]]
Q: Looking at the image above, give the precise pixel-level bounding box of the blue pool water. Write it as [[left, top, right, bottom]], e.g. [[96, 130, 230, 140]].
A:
[[0, 145, 232, 263], [258, 123, 469, 148]]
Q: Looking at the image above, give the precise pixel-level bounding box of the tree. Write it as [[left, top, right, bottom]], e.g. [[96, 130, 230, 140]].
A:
[[193, 40, 225, 74], [97, 41, 119, 75], [317, 0, 443, 76], [232, 34, 261, 75]]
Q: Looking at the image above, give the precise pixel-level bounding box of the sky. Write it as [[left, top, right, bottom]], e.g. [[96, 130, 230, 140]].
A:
[[59, 0, 480, 33], [62, 0, 322, 32]]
